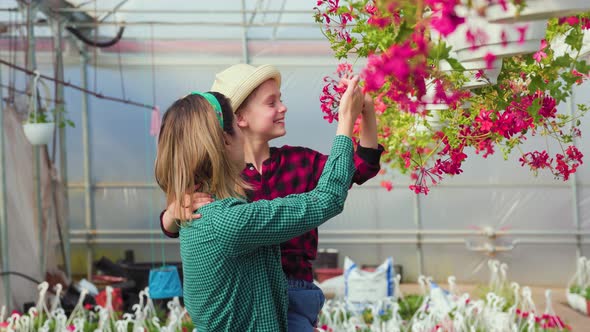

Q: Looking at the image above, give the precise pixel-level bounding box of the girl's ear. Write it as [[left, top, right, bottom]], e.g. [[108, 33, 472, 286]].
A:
[[222, 132, 232, 146], [235, 110, 248, 129]]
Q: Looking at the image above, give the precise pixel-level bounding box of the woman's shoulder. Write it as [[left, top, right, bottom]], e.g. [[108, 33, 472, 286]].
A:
[[197, 197, 249, 215]]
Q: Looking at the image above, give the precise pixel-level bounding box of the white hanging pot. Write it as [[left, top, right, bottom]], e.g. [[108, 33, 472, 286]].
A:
[[23, 122, 55, 145], [412, 78, 475, 134], [447, 7, 547, 62], [481, 0, 590, 24]]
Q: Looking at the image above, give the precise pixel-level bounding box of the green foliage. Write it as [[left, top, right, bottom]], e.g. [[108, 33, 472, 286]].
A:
[[398, 294, 424, 321]]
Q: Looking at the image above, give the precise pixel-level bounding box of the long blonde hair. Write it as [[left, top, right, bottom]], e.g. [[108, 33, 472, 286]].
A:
[[154, 93, 248, 221]]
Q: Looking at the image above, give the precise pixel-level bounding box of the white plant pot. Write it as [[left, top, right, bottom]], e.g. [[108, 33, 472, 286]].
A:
[[23, 122, 55, 145], [482, 0, 590, 24], [414, 78, 475, 133], [566, 289, 587, 314], [447, 7, 547, 61]]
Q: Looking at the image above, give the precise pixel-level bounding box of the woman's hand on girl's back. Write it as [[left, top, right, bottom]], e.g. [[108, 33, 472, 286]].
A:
[[163, 185, 214, 232]]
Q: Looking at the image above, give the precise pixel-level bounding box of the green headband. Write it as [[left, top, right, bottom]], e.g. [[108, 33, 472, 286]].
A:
[[191, 92, 224, 128]]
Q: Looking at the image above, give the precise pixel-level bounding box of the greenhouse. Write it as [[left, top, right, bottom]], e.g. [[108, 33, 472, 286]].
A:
[[1, 0, 590, 331]]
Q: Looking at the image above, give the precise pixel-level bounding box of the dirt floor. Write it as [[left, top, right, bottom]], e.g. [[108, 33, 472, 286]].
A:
[[398, 283, 590, 331]]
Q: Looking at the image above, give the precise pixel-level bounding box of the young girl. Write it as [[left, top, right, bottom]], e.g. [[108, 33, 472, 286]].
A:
[[154, 79, 362, 331], [161, 65, 383, 330]]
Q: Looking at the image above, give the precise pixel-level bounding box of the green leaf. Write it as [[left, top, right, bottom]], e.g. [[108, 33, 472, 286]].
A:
[[446, 58, 465, 71], [565, 27, 584, 51], [553, 54, 572, 67], [528, 75, 545, 93]]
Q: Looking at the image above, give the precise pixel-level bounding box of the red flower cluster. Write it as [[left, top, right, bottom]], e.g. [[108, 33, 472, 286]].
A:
[[519, 146, 584, 181], [427, 0, 464, 37], [515, 309, 572, 330], [362, 33, 430, 113], [316, 0, 355, 43], [320, 63, 354, 123]]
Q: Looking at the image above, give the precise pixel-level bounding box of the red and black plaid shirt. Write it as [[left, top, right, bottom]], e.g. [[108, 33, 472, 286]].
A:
[[161, 144, 383, 282]]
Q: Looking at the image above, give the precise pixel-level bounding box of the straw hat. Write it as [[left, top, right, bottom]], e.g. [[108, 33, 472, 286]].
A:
[[210, 64, 282, 112]]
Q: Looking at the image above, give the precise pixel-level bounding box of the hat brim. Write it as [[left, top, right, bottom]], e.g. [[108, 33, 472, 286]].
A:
[[230, 65, 282, 112]]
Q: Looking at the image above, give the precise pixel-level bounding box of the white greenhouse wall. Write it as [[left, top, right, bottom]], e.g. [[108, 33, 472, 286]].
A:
[[4, 55, 590, 286]]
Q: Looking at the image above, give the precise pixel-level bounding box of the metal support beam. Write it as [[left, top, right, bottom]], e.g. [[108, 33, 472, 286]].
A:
[[68, 228, 590, 237], [569, 90, 583, 259], [0, 56, 11, 310], [67, 237, 590, 246], [25, 1, 45, 279], [80, 48, 94, 280], [53, 18, 71, 278], [271, 0, 287, 40], [241, 0, 249, 64], [413, 194, 424, 276]]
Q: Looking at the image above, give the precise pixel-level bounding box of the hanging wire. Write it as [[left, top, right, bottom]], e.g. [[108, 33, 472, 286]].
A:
[[150, 24, 156, 107], [147, 22, 163, 267], [0, 83, 64, 105], [0, 59, 154, 110], [8, 9, 17, 103], [116, 16, 126, 100], [93, 0, 98, 91], [50, 19, 63, 163]]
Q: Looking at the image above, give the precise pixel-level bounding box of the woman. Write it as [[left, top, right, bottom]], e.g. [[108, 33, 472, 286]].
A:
[[154, 77, 363, 331]]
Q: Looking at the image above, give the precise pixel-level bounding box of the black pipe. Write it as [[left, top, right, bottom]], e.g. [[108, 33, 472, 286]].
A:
[[65, 25, 125, 48], [0, 271, 42, 284]]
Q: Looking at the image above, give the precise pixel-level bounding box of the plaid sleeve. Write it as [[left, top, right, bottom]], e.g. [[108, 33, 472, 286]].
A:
[[310, 143, 384, 186], [211, 135, 355, 257], [351, 143, 384, 185], [160, 210, 179, 238]]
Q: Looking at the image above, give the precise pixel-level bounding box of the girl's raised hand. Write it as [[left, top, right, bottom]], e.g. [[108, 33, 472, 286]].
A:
[[338, 75, 363, 122], [336, 75, 363, 137]]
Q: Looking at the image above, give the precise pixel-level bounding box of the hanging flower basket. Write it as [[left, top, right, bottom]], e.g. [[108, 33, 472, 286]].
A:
[[21, 71, 59, 146], [483, 0, 590, 23], [446, 7, 548, 61], [315, 0, 590, 194], [23, 122, 55, 145]]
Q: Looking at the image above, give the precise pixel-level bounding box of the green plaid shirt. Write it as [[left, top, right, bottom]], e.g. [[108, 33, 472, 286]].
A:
[[180, 135, 355, 331]]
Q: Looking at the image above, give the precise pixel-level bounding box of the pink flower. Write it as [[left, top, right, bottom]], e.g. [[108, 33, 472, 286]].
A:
[[474, 69, 484, 79], [559, 16, 580, 26], [380, 180, 393, 191], [475, 109, 494, 131], [465, 28, 488, 50], [364, 3, 376, 15], [519, 150, 552, 170], [539, 39, 548, 50], [430, 11, 465, 37], [320, 62, 355, 123], [533, 50, 547, 62], [401, 151, 412, 168], [500, 30, 508, 47], [572, 69, 587, 84], [566, 145, 583, 165], [537, 94, 557, 118], [516, 25, 528, 44], [484, 52, 496, 70]]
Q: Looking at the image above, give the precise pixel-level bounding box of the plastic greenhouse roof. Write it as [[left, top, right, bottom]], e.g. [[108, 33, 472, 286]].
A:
[[0, 0, 326, 41]]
